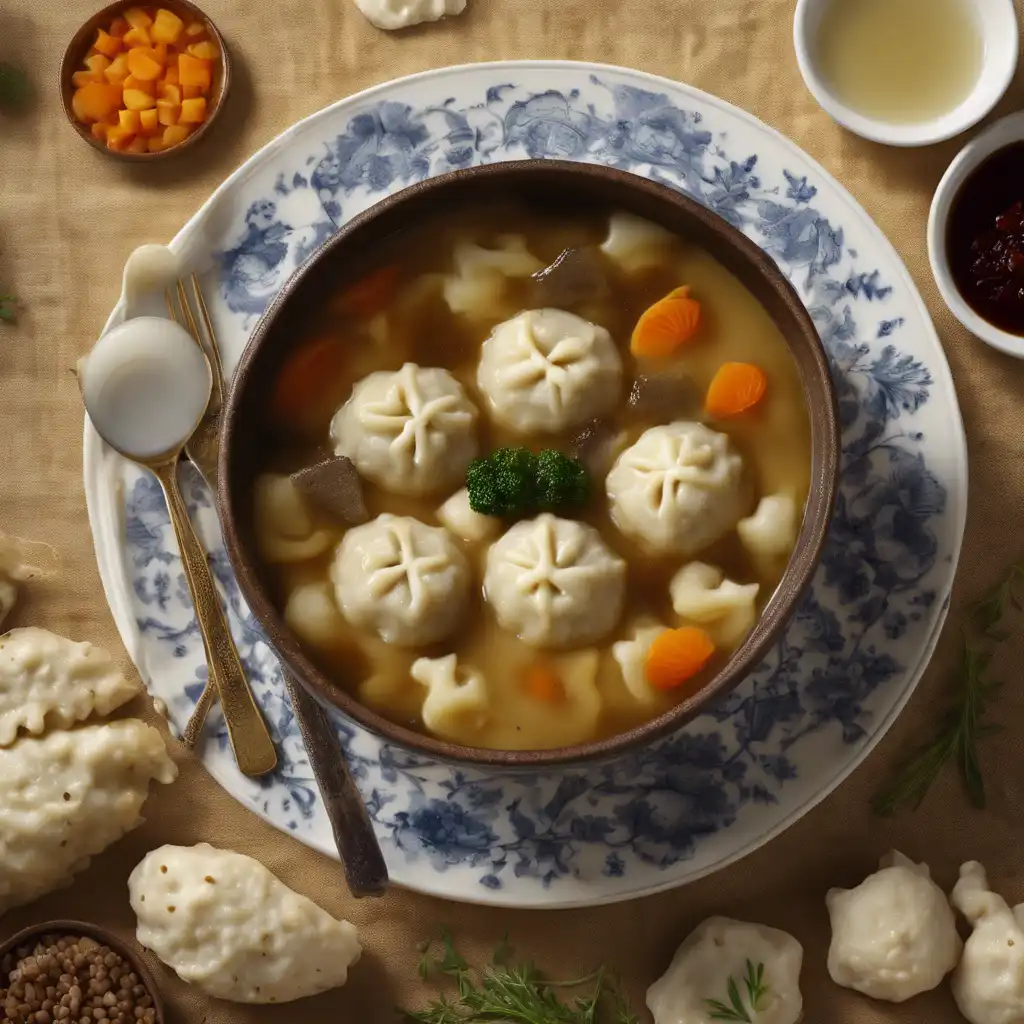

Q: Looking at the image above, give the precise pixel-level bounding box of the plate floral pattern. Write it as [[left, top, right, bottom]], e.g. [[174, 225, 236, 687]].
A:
[[83, 62, 967, 909]]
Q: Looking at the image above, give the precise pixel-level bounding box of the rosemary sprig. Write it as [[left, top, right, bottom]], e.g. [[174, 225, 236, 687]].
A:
[[704, 960, 769, 1022], [408, 930, 638, 1024], [873, 562, 1024, 815]]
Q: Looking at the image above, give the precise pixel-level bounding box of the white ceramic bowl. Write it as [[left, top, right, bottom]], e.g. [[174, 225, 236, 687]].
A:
[[928, 111, 1024, 359], [793, 0, 1019, 147]]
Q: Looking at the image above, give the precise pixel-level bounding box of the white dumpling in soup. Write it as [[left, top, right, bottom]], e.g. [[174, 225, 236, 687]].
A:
[[738, 493, 799, 561], [437, 487, 501, 545], [612, 620, 669, 705], [443, 235, 544, 319], [484, 514, 626, 648], [477, 309, 623, 434], [606, 422, 746, 556], [332, 514, 470, 647], [330, 363, 479, 497], [284, 581, 346, 652], [600, 212, 675, 274], [411, 654, 489, 742], [515, 649, 603, 748], [670, 562, 759, 649], [254, 474, 334, 564]]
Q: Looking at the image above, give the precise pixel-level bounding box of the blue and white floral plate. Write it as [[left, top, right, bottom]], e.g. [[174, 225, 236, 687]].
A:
[[83, 61, 967, 909]]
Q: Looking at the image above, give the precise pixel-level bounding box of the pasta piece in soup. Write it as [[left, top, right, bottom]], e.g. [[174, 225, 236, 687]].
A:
[[477, 309, 623, 434], [411, 654, 489, 741], [669, 562, 759, 649], [738, 493, 799, 561], [484, 514, 626, 648], [443, 235, 544, 319], [600, 212, 675, 274], [437, 487, 501, 545], [331, 363, 479, 497], [284, 582, 346, 651], [332, 514, 470, 647], [606, 422, 746, 556], [254, 474, 333, 564], [612, 620, 670, 705]]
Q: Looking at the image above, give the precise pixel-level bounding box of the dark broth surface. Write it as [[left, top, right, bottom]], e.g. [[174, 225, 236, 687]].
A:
[[253, 200, 812, 751]]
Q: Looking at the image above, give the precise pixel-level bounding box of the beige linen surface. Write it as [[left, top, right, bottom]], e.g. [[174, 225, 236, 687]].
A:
[[3, 1, 1024, 1022]]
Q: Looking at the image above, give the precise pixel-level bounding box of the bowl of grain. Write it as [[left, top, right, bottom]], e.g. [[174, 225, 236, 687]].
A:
[[0, 922, 164, 1024]]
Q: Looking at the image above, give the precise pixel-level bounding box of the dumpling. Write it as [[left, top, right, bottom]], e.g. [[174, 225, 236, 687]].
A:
[[354, 0, 466, 31], [331, 363, 479, 497], [512, 649, 602, 748], [284, 582, 346, 651], [826, 850, 961, 1002], [254, 474, 333, 564], [477, 309, 623, 434], [600, 212, 675, 274], [950, 861, 1024, 1024], [0, 628, 141, 747], [437, 487, 501, 545], [332, 514, 470, 647], [647, 917, 804, 1024], [129, 843, 361, 1004], [0, 720, 177, 915], [484, 514, 626, 648], [737, 494, 799, 561], [612, 620, 668, 705], [606, 422, 746, 556], [411, 654, 489, 741], [443, 235, 544, 319], [669, 562, 760, 649]]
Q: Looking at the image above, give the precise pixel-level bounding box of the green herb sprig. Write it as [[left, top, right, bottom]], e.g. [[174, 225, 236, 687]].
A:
[[407, 930, 638, 1024], [704, 961, 769, 1022], [873, 562, 1024, 816]]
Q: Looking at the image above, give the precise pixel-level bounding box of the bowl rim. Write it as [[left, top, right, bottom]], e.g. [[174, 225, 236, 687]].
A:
[[927, 110, 1024, 359], [793, 0, 1019, 148], [0, 919, 166, 1024], [218, 159, 841, 769], [59, 0, 231, 163]]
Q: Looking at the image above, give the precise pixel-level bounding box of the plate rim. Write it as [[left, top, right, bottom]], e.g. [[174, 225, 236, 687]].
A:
[[82, 59, 969, 909]]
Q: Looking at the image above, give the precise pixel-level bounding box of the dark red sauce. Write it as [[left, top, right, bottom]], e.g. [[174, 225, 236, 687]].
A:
[[947, 142, 1024, 335]]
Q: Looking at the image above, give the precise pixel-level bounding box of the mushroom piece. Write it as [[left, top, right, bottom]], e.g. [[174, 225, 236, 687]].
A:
[[290, 456, 369, 526]]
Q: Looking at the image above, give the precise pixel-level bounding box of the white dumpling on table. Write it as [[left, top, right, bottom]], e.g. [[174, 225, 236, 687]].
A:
[[0, 627, 141, 747], [442, 235, 544, 320], [353, 0, 466, 30], [253, 474, 333, 564], [332, 513, 470, 647], [331, 363, 479, 497], [476, 309, 623, 434], [129, 843, 361, 1004], [737, 493, 799, 561], [669, 562, 760, 649], [600, 212, 676, 274], [0, 719, 177, 915], [826, 850, 961, 1002], [437, 486, 501, 545], [606, 421, 746, 556], [411, 653, 489, 741], [950, 860, 1024, 1024], [647, 916, 804, 1024], [0, 530, 57, 629], [484, 513, 626, 648]]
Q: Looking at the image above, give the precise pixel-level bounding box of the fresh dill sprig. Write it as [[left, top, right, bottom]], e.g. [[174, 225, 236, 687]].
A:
[[704, 960, 768, 1022], [407, 930, 639, 1024], [873, 562, 1024, 816]]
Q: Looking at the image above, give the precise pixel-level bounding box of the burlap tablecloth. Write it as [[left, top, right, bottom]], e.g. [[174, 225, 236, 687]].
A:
[[3, 1, 1024, 1021]]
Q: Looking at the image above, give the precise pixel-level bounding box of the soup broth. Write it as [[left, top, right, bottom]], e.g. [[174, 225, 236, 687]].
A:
[[252, 199, 812, 751]]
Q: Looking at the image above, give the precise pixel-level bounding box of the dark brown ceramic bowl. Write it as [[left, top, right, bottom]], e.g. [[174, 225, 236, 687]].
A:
[[0, 920, 165, 1024], [60, 0, 230, 162], [219, 160, 840, 769]]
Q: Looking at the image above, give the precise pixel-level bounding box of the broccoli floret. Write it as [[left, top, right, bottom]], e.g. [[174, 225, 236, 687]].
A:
[[466, 447, 538, 516], [535, 449, 590, 510]]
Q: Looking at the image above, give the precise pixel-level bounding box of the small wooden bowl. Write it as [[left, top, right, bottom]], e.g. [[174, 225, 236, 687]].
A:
[[60, 0, 231, 163], [0, 919, 166, 1024]]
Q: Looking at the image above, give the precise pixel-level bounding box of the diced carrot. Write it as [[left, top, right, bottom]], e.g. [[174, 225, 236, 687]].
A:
[[186, 40, 219, 61], [139, 108, 159, 134], [704, 362, 768, 418], [179, 96, 206, 124], [177, 53, 211, 90], [184, 20, 207, 38], [127, 47, 163, 81], [156, 99, 180, 126], [93, 28, 122, 58], [272, 337, 346, 421], [162, 123, 191, 146], [164, 65, 179, 86], [151, 9, 185, 44], [123, 88, 156, 111], [85, 53, 111, 76], [148, 135, 169, 153], [341, 265, 400, 319], [645, 627, 716, 691], [181, 83, 202, 99], [124, 73, 157, 96], [72, 69, 100, 88], [105, 124, 135, 151], [158, 81, 181, 103], [90, 121, 110, 141], [524, 662, 564, 703], [123, 7, 153, 30], [630, 285, 702, 358], [103, 54, 130, 83], [109, 17, 130, 38], [71, 82, 122, 123], [122, 25, 151, 47], [126, 135, 149, 154], [119, 108, 141, 132]]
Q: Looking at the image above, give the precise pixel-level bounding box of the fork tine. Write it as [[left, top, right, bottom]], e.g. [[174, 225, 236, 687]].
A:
[[191, 272, 224, 413]]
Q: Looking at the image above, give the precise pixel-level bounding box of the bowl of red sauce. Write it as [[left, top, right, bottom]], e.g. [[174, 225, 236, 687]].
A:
[[929, 112, 1024, 358]]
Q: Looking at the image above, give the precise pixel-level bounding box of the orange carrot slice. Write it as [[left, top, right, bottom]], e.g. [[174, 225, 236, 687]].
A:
[[630, 285, 702, 358], [524, 662, 564, 703], [645, 627, 716, 691], [272, 336, 345, 422], [705, 361, 768, 418], [342, 265, 400, 319]]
